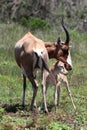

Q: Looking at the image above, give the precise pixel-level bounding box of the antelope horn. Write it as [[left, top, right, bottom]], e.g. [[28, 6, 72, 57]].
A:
[[61, 18, 70, 45], [57, 37, 61, 44]]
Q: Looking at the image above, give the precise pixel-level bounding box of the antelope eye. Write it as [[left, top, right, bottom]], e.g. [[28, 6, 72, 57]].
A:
[[59, 66, 64, 73]]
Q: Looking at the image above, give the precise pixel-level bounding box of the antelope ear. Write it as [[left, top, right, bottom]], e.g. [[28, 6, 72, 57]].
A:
[[69, 45, 72, 48], [57, 37, 61, 45]]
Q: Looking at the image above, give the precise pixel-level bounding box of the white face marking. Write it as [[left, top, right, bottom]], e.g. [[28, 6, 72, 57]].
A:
[[59, 66, 68, 75], [59, 66, 64, 73], [67, 51, 73, 67]]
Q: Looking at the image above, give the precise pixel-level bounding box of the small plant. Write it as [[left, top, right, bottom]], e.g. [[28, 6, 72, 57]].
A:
[[0, 108, 4, 118], [46, 122, 71, 130], [20, 17, 51, 30]]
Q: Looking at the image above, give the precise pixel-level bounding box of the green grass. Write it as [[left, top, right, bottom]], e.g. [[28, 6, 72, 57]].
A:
[[0, 22, 87, 130]]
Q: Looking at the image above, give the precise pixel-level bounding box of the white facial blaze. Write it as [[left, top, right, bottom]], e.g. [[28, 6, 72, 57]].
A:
[[67, 51, 72, 67]]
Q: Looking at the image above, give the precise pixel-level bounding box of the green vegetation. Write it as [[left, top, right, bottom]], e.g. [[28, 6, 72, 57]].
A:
[[0, 21, 87, 130], [46, 122, 72, 130], [20, 17, 51, 30]]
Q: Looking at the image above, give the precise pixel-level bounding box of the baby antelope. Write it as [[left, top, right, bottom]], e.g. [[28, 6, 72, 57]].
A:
[[39, 61, 76, 111]]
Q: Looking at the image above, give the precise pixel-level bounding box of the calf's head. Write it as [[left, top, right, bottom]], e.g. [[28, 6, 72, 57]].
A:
[[57, 61, 68, 75]]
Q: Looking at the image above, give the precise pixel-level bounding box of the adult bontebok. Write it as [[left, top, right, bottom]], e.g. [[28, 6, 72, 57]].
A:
[[39, 61, 76, 111], [45, 19, 72, 71], [14, 32, 50, 112], [44, 20, 75, 110]]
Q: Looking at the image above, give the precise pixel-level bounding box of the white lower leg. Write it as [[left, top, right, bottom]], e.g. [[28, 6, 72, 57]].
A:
[[66, 83, 76, 110], [54, 85, 58, 110]]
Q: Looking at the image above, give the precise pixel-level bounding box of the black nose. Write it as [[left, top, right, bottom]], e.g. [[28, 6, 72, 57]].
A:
[[70, 67, 72, 70], [68, 65, 72, 71], [64, 63, 72, 71]]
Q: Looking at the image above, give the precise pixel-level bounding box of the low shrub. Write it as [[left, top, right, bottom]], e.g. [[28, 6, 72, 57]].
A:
[[20, 17, 51, 30]]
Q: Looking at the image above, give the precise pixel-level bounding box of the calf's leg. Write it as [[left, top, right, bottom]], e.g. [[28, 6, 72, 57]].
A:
[[41, 70, 48, 113], [65, 77, 76, 110], [57, 85, 61, 107]]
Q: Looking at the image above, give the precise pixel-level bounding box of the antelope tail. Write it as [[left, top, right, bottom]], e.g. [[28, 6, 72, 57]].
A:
[[42, 58, 50, 72], [34, 52, 50, 72]]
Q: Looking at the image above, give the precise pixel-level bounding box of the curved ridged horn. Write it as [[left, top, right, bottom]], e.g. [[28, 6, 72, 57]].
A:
[[57, 37, 61, 44], [61, 18, 70, 45]]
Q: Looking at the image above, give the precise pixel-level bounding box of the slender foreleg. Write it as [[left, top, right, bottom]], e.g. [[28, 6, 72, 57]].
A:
[[38, 86, 48, 112], [57, 85, 61, 107], [65, 77, 76, 110], [54, 84, 58, 111], [41, 70, 48, 113]]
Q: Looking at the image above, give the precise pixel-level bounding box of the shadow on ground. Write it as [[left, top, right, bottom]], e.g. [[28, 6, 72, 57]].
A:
[[0, 103, 30, 113]]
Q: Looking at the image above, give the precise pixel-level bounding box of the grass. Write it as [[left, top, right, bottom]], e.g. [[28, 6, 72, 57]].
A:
[[0, 22, 87, 130]]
